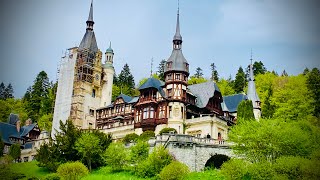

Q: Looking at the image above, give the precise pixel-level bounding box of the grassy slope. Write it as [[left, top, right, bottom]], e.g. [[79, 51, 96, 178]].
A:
[[9, 161, 52, 179]]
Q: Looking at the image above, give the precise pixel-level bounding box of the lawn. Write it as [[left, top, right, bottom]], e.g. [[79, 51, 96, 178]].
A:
[[7, 161, 224, 180], [9, 161, 51, 179]]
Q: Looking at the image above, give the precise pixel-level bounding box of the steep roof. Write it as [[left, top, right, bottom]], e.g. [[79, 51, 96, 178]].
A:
[[247, 63, 260, 108], [117, 94, 132, 103], [188, 81, 221, 108], [223, 94, 248, 112], [165, 50, 188, 72], [0, 122, 37, 147], [138, 77, 166, 97]]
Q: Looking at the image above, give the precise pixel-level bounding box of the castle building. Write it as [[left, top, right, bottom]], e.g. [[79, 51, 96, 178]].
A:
[[52, 1, 114, 137], [53, 2, 261, 140]]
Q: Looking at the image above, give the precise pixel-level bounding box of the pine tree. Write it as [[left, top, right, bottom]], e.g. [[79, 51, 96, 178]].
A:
[[210, 63, 219, 82], [281, 70, 288, 76], [117, 63, 135, 89], [194, 67, 203, 78], [303, 67, 310, 75], [4, 83, 14, 99], [0, 82, 5, 100], [157, 59, 166, 81], [307, 68, 320, 118], [234, 66, 246, 93]]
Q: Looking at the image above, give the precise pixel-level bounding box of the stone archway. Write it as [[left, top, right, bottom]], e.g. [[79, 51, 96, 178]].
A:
[[204, 154, 230, 169]]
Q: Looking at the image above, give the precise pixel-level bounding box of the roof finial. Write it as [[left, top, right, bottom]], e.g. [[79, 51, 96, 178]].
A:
[[150, 57, 154, 77], [109, 41, 112, 49], [250, 48, 253, 65]]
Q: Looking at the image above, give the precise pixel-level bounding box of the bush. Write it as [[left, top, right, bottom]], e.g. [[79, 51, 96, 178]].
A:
[[220, 158, 249, 180], [159, 161, 190, 180], [123, 133, 139, 144], [130, 140, 149, 164], [44, 173, 60, 180], [139, 131, 155, 141], [104, 143, 128, 172], [135, 145, 173, 178], [247, 161, 275, 180], [56, 161, 89, 180], [159, 128, 177, 135], [9, 143, 21, 161]]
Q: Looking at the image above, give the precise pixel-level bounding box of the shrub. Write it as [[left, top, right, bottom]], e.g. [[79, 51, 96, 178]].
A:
[[135, 145, 173, 178], [9, 143, 21, 161], [159, 128, 177, 135], [123, 133, 139, 144], [220, 158, 249, 180], [159, 161, 190, 180], [130, 140, 149, 164], [44, 173, 60, 180], [139, 131, 155, 141], [247, 161, 275, 180], [56, 161, 89, 180], [104, 143, 128, 172]]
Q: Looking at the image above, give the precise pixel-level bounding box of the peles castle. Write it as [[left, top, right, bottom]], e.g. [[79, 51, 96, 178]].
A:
[[52, 2, 261, 140]]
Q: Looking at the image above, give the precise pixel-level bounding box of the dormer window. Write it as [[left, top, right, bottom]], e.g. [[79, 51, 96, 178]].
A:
[[168, 74, 172, 80]]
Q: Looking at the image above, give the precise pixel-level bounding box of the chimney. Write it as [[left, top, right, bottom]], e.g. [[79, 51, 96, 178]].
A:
[[16, 120, 21, 132], [25, 118, 32, 126]]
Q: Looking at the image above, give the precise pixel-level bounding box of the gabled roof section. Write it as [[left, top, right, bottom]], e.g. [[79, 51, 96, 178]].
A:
[[165, 50, 188, 73], [138, 77, 166, 97], [117, 94, 133, 103], [221, 101, 229, 112], [128, 96, 139, 104], [223, 93, 248, 113], [247, 63, 260, 108], [188, 81, 221, 108]]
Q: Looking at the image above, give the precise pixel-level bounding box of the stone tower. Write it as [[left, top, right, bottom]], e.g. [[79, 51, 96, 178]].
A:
[[247, 57, 261, 120], [101, 42, 115, 107], [52, 1, 113, 137], [163, 7, 189, 133]]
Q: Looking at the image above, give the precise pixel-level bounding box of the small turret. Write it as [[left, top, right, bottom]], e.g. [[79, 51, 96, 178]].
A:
[[105, 42, 114, 64], [247, 52, 261, 119]]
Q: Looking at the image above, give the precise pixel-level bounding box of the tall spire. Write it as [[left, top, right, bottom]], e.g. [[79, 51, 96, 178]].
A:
[[173, 0, 182, 42], [86, 0, 94, 30], [247, 52, 260, 109]]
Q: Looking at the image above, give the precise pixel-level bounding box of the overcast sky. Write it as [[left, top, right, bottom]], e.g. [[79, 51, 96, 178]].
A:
[[0, 0, 319, 98]]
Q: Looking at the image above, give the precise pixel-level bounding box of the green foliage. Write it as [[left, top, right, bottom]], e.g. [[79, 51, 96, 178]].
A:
[[38, 113, 53, 132], [233, 66, 246, 93], [159, 161, 190, 180], [159, 127, 177, 135], [104, 143, 128, 172], [123, 133, 139, 144], [56, 161, 89, 180], [44, 173, 60, 180], [210, 63, 219, 82], [130, 141, 149, 165], [272, 75, 314, 120], [237, 100, 255, 122], [75, 132, 101, 171], [139, 130, 155, 141], [135, 146, 173, 178], [0, 98, 28, 124], [0, 134, 4, 156], [184, 169, 225, 180], [9, 143, 21, 161], [0, 82, 14, 100], [117, 63, 135, 89], [216, 78, 235, 96], [188, 76, 207, 85], [247, 161, 275, 180], [8, 161, 51, 179], [220, 158, 249, 180], [157, 59, 166, 81], [36, 142, 61, 171], [194, 67, 204, 78], [306, 68, 320, 118], [253, 61, 267, 76], [229, 118, 320, 163]]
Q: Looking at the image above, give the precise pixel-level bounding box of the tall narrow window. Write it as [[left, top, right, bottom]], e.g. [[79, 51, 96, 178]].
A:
[[169, 106, 172, 118], [150, 107, 154, 118], [143, 108, 148, 119], [92, 89, 96, 98], [176, 74, 180, 80]]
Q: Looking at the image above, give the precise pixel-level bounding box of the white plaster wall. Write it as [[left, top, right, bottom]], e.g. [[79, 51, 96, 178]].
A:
[[101, 124, 134, 139], [52, 50, 77, 138], [101, 66, 114, 107], [167, 102, 185, 133]]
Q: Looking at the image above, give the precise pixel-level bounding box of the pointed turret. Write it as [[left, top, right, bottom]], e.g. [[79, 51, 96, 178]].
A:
[[164, 4, 189, 75], [79, 0, 98, 52], [105, 41, 114, 64], [247, 54, 261, 119]]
